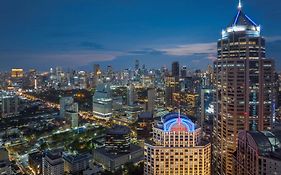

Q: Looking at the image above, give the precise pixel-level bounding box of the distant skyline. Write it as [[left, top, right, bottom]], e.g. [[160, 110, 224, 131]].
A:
[[0, 0, 281, 71]]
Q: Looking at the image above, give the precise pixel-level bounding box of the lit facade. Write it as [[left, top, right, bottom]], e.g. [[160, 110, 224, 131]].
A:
[[42, 151, 64, 175], [213, 3, 275, 175], [233, 130, 281, 175], [92, 84, 113, 119], [144, 113, 211, 175], [11, 68, 24, 78], [0, 91, 19, 118]]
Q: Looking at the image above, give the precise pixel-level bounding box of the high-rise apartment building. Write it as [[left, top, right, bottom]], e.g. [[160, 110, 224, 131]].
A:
[[144, 112, 211, 175], [213, 2, 275, 175]]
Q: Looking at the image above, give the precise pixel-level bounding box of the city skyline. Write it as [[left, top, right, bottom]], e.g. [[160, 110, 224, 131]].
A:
[[0, 0, 281, 71]]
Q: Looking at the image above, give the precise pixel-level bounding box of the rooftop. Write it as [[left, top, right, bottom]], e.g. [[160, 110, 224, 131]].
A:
[[107, 125, 131, 135], [94, 144, 143, 160]]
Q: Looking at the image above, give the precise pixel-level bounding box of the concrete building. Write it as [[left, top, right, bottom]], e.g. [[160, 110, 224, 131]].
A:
[[42, 150, 64, 175], [28, 152, 43, 175], [93, 125, 143, 172], [93, 144, 143, 172], [213, 2, 275, 174], [65, 110, 79, 128], [105, 125, 131, 154], [147, 87, 155, 113], [0, 91, 18, 118], [233, 130, 281, 175], [144, 112, 211, 175], [92, 84, 113, 120], [59, 96, 74, 118], [172, 61, 180, 81], [165, 76, 177, 107], [63, 153, 91, 174]]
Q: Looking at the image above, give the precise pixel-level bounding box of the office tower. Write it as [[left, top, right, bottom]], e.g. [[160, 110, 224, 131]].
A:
[[0, 91, 18, 118], [77, 71, 87, 89], [127, 83, 135, 106], [59, 96, 74, 118], [105, 125, 131, 154], [200, 89, 215, 125], [63, 153, 91, 174], [172, 61, 180, 79], [144, 112, 211, 175], [92, 84, 113, 120], [172, 62, 180, 93], [181, 66, 187, 78], [165, 76, 177, 107], [42, 150, 64, 175], [65, 110, 79, 128], [233, 130, 281, 175], [213, 2, 275, 175], [147, 87, 155, 113]]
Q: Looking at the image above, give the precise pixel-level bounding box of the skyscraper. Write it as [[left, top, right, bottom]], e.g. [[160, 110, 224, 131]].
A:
[[172, 61, 180, 80], [144, 112, 211, 175], [213, 1, 275, 175], [92, 84, 113, 119]]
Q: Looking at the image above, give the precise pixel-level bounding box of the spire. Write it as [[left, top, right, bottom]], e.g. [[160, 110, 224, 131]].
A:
[[238, 0, 242, 10], [177, 109, 181, 124]]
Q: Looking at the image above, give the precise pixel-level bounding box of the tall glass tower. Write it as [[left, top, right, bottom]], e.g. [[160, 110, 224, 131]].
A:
[[212, 1, 275, 175]]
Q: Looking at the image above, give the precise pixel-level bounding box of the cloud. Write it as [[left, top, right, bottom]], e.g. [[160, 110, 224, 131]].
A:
[[265, 36, 281, 42], [159, 42, 217, 56], [128, 48, 166, 55]]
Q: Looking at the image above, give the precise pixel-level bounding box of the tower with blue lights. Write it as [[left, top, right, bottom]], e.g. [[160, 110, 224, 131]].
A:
[[213, 1, 275, 175], [144, 112, 211, 175]]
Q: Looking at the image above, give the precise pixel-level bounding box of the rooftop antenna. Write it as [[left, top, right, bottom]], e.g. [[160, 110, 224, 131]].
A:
[[238, 0, 242, 10], [177, 108, 181, 124]]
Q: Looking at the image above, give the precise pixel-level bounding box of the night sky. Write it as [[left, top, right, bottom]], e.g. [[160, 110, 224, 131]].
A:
[[0, 0, 281, 71]]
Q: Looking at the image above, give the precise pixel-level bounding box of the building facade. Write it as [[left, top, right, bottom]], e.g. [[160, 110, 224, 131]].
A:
[[92, 84, 113, 119], [144, 113, 211, 175], [63, 153, 91, 174], [233, 130, 281, 175], [105, 125, 131, 154], [42, 151, 64, 175], [212, 2, 275, 175]]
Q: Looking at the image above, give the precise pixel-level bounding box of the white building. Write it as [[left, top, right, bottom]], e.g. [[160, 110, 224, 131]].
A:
[[92, 84, 113, 120], [144, 112, 211, 175]]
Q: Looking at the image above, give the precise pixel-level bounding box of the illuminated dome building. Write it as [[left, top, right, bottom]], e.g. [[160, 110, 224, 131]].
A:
[[144, 112, 211, 175]]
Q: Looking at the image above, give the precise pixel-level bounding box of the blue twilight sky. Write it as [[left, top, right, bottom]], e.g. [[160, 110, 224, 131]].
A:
[[0, 0, 281, 71]]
